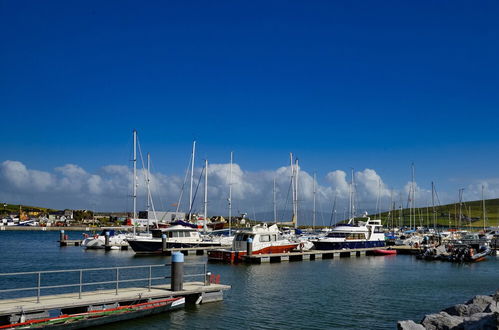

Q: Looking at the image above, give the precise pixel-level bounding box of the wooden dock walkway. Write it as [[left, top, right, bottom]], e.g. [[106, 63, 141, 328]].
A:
[[0, 259, 229, 326], [0, 282, 230, 319], [59, 239, 82, 246], [242, 247, 386, 263]]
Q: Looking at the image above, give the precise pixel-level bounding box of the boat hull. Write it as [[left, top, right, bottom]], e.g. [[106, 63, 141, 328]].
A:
[[2, 297, 185, 329], [372, 249, 397, 256], [313, 240, 385, 250], [128, 240, 221, 254], [208, 244, 298, 263]]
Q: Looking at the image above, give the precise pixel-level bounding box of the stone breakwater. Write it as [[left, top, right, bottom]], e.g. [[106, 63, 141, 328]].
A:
[[398, 291, 499, 330]]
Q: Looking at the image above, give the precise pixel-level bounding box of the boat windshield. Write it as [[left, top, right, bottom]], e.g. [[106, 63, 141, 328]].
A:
[[235, 234, 255, 241], [327, 233, 347, 238]]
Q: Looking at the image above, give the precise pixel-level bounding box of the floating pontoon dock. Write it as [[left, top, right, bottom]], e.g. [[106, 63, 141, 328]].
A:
[[0, 255, 229, 326]]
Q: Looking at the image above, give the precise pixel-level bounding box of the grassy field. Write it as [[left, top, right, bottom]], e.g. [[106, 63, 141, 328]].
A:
[[375, 198, 499, 228], [0, 203, 57, 215]]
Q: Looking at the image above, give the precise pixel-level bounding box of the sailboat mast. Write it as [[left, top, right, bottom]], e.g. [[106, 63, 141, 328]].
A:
[[132, 130, 137, 235], [146, 152, 150, 232], [294, 158, 299, 229], [273, 177, 277, 224], [458, 189, 464, 230], [189, 141, 196, 221], [350, 168, 355, 219], [313, 172, 316, 230], [290, 153, 296, 226], [204, 159, 208, 233], [431, 182, 435, 229], [228, 152, 233, 235], [482, 185, 486, 231], [412, 163, 415, 230]]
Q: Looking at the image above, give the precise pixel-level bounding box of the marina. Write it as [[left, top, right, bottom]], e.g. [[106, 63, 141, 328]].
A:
[[2, 2, 499, 328], [0, 230, 498, 329]]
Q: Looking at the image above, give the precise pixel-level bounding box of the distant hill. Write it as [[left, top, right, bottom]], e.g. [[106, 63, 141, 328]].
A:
[[0, 203, 58, 215], [375, 198, 499, 228]]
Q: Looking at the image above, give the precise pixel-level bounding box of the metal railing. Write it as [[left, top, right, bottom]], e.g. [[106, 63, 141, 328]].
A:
[[0, 262, 208, 303]]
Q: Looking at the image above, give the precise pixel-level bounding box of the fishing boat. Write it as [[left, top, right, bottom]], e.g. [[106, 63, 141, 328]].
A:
[[207, 223, 299, 263], [312, 217, 385, 250], [0, 297, 185, 329], [127, 225, 222, 254]]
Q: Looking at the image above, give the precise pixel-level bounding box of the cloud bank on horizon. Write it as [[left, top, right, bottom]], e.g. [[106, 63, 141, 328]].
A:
[[0, 160, 495, 223]]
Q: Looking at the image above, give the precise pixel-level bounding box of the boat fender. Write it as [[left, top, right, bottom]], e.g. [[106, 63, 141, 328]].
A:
[[83, 234, 89, 238], [299, 242, 304, 251], [470, 248, 474, 257], [94, 234, 99, 239]]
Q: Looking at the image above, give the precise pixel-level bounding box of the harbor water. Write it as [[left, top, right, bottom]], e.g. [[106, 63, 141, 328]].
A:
[[1, 231, 498, 329]]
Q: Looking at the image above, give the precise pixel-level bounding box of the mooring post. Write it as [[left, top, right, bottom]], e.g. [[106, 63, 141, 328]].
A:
[[59, 230, 65, 242], [205, 271, 212, 286], [105, 231, 110, 250], [171, 252, 184, 291], [246, 237, 253, 256], [162, 234, 167, 252]]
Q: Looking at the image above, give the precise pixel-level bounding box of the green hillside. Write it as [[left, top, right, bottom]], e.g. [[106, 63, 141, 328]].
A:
[[0, 203, 58, 216], [375, 198, 499, 228]]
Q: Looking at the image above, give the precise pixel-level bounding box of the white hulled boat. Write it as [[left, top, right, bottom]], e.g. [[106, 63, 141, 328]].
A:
[[207, 223, 299, 262], [81, 229, 129, 249], [312, 217, 385, 250], [127, 225, 222, 254]]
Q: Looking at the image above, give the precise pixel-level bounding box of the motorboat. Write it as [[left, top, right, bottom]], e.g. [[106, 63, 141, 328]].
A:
[[207, 223, 299, 263], [127, 225, 222, 254], [81, 230, 129, 249], [312, 217, 385, 250]]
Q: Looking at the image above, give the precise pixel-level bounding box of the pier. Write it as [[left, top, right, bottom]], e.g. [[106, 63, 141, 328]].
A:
[[235, 247, 409, 264], [161, 246, 226, 256], [0, 254, 230, 326]]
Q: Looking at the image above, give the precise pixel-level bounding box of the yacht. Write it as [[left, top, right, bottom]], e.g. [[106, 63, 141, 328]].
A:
[[207, 223, 299, 263], [127, 225, 222, 254], [312, 217, 385, 250]]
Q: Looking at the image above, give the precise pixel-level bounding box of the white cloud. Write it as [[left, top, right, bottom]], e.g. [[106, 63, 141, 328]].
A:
[[3, 159, 496, 223], [1, 160, 55, 192]]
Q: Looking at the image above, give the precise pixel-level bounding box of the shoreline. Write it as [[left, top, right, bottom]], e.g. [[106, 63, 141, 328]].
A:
[[1, 226, 95, 231]]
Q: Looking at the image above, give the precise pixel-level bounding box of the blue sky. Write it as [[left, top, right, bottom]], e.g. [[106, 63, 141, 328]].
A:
[[1, 1, 499, 215]]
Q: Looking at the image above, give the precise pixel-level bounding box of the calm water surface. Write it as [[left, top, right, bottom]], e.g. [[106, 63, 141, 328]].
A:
[[0, 231, 498, 329]]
